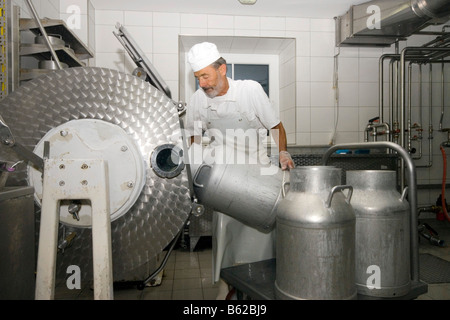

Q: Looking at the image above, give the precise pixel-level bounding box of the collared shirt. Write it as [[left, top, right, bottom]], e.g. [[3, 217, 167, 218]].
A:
[[185, 78, 280, 137]]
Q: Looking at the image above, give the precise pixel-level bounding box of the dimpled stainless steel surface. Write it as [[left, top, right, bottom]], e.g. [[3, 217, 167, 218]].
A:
[[0, 67, 191, 281]]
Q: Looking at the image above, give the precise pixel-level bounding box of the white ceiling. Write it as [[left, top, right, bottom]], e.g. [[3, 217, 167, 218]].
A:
[[179, 35, 294, 55], [90, 0, 371, 19], [93, 0, 372, 55]]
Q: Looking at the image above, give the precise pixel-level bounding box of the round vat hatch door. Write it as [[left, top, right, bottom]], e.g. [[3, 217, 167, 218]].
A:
[[28, 119, 146, 228], [150, 144, 185, 179]]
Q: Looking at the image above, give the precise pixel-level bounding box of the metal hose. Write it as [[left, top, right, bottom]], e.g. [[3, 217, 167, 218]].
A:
[[439, 144, 450, 222], [137, 220, 187, 290]]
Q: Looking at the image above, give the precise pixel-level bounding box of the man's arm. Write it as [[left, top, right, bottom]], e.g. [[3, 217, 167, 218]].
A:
[[270, 122, 295, 170]]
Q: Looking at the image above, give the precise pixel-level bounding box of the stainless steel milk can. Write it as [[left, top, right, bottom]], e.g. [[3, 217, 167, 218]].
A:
[[192, 163, 283, 233], [275, 166, 357, 300], [346, 170, 411, 298]]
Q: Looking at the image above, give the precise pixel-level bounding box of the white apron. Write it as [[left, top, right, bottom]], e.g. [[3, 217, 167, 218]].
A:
[[205, 103, 276, 283]]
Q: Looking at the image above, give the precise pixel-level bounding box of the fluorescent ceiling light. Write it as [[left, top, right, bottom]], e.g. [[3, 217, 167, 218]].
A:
[[238, 0, 257, 5]]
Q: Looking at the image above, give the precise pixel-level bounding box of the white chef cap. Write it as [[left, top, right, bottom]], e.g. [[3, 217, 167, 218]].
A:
[[188, 42, 221, 72]]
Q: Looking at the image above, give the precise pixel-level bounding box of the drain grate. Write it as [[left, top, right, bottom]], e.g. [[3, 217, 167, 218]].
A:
[[419, 253, 450, 284]]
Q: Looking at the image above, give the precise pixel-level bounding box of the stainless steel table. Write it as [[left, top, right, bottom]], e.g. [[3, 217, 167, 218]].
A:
[[220, 258, 428, 300]]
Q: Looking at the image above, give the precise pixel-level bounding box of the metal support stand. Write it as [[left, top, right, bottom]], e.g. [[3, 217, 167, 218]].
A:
[[35, 158, 113, 300]]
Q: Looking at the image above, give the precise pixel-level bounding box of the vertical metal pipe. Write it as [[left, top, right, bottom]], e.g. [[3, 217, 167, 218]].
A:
[[379, 55, 385, 123], [429, 63, 434, 166], [399, 48, 450, 263], [440, 61, 445, 131], [24, 0, 62, 70], [408, 62, 413, 154], [390, 59, 397, 143], [400, 49, 407, 191], [389, 60, 394, 133], [419, 65, 422, 129], [380, 54, 399, 145], [395, 41, 400, 142], [413, 64, 423, 160]]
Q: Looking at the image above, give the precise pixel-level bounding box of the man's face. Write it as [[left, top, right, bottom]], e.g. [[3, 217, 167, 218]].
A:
[[194, 64, 227, 98]]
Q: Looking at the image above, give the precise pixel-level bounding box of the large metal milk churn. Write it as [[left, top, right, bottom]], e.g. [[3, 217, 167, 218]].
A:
[[275, 166, 357, 300], [192, 162, 283, 233], [346, 170, 411, 298]]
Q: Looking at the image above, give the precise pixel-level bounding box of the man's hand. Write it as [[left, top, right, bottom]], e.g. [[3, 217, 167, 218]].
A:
[[279, 151, 295, 170]]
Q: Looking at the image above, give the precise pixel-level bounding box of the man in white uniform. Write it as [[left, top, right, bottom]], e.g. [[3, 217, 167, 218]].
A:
[[185, 42, 294, 299]]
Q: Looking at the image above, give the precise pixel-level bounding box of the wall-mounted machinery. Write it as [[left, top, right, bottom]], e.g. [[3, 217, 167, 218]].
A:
[[336, 0, 450, 47]]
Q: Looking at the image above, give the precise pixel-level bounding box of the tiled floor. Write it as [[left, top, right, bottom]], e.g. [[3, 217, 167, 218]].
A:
[[54, 218, 450, 300], [415, 218, 450, 300], [54, 237, 220, 300]]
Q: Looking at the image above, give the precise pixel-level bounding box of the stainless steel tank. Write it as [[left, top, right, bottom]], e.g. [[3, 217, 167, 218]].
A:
[[346, 170, 411, 298], [0, 67, 192, 282], [275, 166, 356, 300], [192, 162, 283, 233]]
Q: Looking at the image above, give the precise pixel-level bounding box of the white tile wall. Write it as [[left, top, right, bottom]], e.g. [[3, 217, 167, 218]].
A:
[[358, 82, 378, 108], [358, 57, 379, 82], [337, 107, 359, 131], [124, 11, 153, 26], [95, 24, 123, 53], [337, 82, 359, 107], [12, 0, 59, 19], [95, 9, 123, 25], [311, 82, 334, 107], [95, 52, 124, 72], [91, 11, 308, 145], [208, 15, 233, 30], [126, 26, 153, 53], [288, 31, 310, 57], [181, 13, 207, 29], [311, 57, 333, 82], [286, 17, 310, 32], [296, 82, 310, 108], [310, 32, 335, 57], [261, 17, 285, 31], [280, 57, 295, 88], [234, 15, 260, 30], [296, 57, 310, 82], [87, 8, 450, 209], [311, 107, 335, 132], [9, 2, 449, 210], [338, 57, 359, 82], [154, 12, 180, 27]]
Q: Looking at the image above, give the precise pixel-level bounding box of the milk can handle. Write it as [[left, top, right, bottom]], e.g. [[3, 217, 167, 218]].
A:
[[192, 163, 212, 188], [282, 181, 290, 198], [325, 185, 353, 208], [400, 186, 409, 202], [281, 170, 290, 198]]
